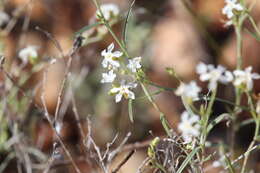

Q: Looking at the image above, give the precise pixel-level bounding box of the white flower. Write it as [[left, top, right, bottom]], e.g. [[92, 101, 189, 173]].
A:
[[221, 71, 234, 84], [233, 66, 260, 90], [18, 46, 38, 64], [110, 80, 137, 103], [196, 62, 208, 74], [0, 11, 9, 26], [222, 0, 243, 19], [101, 43, 123, 69], [196, 62, 230, 90], [127, 57, 142, 73], [96, 3, 120, 21], [175, 81, 201, 101], [178, 111, 200, 143], [101, 70, 116, 83]]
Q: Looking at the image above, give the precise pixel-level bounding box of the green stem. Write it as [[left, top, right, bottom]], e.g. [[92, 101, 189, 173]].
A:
[[235, 24, 243, 70], [230, 13, 245, 160], [248, 16, 260, 38], [200, 89, 217, 159], [240, 92, 260, 173], [92, 0, 129, 57], [140, 83, 171, 136]]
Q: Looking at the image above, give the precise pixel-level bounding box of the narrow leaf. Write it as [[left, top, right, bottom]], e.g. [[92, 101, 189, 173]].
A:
[[122, 0, 136, 46], [245, 29, 260, 42], [224, 154, 235, 173], [240, 118, 254, 127], [207, 113, 229, 133], [181, 96, 195, 116], [74, 22, 102, 37], [176, 147, 199, 173], [128, 99, 134, 123]]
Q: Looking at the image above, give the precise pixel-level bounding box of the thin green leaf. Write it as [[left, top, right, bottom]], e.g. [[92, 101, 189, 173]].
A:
[[160, 113, 171, 137], [176, 147, 199, 173], [224, 154, 235, 173], [207, 113, 229, 133], [245, 28, 260, 42], [74, 22, 102, 37], [0, 152, 15, 172], [165, 67, 182, 84], [181, 96, 195, 117], [240, 118, 254, 127], [122, 0, 136, 46], [128, 99, 134, 123]]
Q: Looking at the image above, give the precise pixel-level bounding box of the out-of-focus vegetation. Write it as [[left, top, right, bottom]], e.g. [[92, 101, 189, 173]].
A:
[[0, 0, 260, 173]]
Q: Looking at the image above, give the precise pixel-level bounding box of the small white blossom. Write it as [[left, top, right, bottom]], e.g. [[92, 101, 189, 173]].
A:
[[18, 46, 38, 64], [96, 3, 120, 21], [175, 81, 201, 101], [101, 43, 123, 69], [196, 62, 231, 90], [178, 111, 200, 143], [0, 11, 9, 26], [110, 80, 137, 103], [221, 71, 234, 83], [222, 0, 243, 19], [127, 57, 142, 73], [196, 62, 208, 74], [233, 66, 260, 91], [101, 70, 116, 83]]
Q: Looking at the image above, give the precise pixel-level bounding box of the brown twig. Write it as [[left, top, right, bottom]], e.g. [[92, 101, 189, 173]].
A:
[[112, 150, 135, 173], [41, 69, 82, 173], [35, 26, 65, 59]]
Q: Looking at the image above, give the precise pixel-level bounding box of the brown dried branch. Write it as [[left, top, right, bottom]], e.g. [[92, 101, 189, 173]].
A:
[[112, 150, 135, 173]]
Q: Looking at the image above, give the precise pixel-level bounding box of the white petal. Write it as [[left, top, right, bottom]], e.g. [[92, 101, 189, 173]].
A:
[[113, 51, 123, 57], [233, 70, 244, 76], [110, 87, 120, 93], [196, 62, 207, 74], [101, 49, 107, 57], [127, 91, 135, 100], [101, 59, 108, 68], [115, 93, 123, 103], [200, 73, 211, 81], [108, 43, 114, 52], [252, 73, 260, 79]]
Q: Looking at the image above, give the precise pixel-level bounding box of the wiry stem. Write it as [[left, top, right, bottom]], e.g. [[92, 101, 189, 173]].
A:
[[240, 92, 260, 173], [90, 0, 172, 136]]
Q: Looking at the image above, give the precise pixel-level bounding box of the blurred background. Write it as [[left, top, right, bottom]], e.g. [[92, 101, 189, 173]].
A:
[[0, 0, 260, 172]]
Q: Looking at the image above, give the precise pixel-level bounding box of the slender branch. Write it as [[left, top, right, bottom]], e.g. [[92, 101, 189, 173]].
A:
[[112, 150, 135, 173]]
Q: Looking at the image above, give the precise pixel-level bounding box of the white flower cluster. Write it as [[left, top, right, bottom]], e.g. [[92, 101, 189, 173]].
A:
[[96, 3, 120, 21], [18, 46, 38, 65], [178, 111, 201, 143], [196, 62, 233, 90], [175, 81, 201, 102], [222, 0, 244, 25], [100, 43, 142, 103], [196, 62, 260, 91], [233, 67, 260, 90]]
